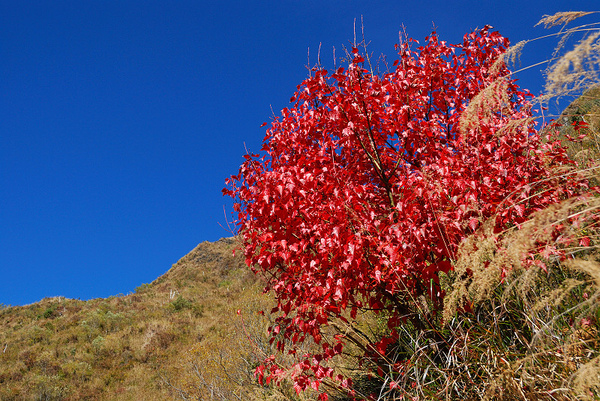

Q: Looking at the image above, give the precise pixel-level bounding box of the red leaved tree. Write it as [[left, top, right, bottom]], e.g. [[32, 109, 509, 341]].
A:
[[224, 26, 578, 399]]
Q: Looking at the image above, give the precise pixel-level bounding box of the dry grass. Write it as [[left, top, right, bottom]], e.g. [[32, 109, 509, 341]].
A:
[[536, 12, 597, 29], [0, 237, 277, 401], [458, 77, 513, 136], [544, 32, 600, 100], [443, 187, 600, 399], [161, 280, 317, 401]]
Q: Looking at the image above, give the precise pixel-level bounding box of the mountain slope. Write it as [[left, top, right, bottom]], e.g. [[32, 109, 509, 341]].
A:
[[0, 237, 269, 400]]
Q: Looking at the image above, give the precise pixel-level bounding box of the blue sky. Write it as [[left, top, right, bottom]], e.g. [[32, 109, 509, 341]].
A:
[[1, 1, 598, 306]]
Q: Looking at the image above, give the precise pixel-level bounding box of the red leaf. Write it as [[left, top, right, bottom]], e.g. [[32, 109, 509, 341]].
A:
[[580, 236, 591, 247], [468, 218, 478, 231], [515, 204, 525, 218]]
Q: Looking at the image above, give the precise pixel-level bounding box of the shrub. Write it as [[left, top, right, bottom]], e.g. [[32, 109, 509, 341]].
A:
[[225, 14, 599, 399], [168, 296, 193, 312], [135, 283, 151, 293]]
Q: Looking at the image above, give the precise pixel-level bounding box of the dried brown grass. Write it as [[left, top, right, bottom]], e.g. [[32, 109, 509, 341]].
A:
[[536, 12, 597, 29], [441, 159, 600, 400], [544, 31, 600, 100], [459, 77, 513, 136]]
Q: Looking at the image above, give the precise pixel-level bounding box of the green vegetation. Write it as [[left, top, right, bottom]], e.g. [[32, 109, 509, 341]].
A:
[[134, 283, 151, 294]]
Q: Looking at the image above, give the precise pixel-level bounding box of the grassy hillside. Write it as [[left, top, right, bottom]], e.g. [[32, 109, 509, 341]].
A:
[[0, 238, 283, 400]]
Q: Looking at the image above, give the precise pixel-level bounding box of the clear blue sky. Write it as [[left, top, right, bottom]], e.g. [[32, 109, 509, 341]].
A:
[[1, 1, 597, 306]]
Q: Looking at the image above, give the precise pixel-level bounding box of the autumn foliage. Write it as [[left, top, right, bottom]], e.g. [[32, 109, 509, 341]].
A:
[[224, 26, 581, 398]]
